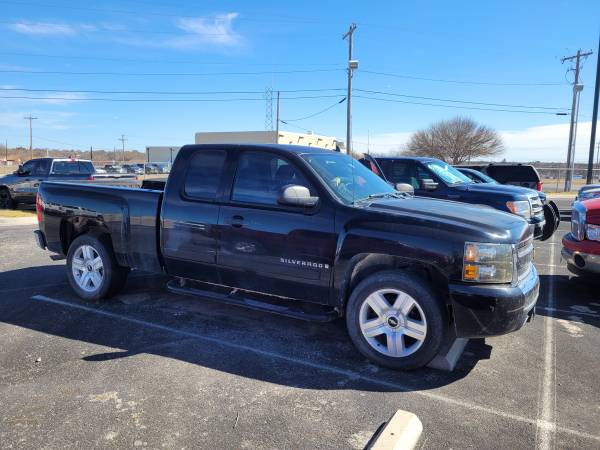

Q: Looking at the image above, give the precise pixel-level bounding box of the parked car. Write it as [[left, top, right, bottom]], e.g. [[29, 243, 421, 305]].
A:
[[0, 158, 139, 209], [35, 144, 539, 370], [456, 167, 500, 184], [562, 198, 600, 278], [360, 155, 557, 241], [575, 184, 600, 202], [122, 164, 144, 175], [103, 164, 122, 174], [456, 163, 543, 191]]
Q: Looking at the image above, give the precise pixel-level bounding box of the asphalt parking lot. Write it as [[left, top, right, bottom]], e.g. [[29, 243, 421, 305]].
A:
[[0, 218, 598, 449]]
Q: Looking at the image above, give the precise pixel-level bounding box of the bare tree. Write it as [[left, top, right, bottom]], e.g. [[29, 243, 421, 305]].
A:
[[404, 117, 504, 164]]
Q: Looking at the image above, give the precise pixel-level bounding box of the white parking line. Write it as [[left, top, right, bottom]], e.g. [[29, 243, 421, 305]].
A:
[[537, 306, 599, 319], [536, 242, 557, 450], [31, 294, 600, 444]]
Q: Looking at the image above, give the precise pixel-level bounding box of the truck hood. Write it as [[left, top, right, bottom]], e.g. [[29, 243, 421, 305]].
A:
[[452, 182, 537, 199], [365, 196, 529, 243]]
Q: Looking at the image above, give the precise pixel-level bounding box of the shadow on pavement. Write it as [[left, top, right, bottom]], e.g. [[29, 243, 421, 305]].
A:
[[0, 265, 494, 393], [537, 274, 600, 329]]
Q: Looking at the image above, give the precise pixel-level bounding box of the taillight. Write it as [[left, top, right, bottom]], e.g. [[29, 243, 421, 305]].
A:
[[537, 181, 543, 191], [35, 193, 43, 222], [87, 175, 94, 181]]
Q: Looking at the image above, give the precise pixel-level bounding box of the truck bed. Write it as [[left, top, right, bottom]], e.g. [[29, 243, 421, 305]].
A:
[[38, 182, 164, 273]]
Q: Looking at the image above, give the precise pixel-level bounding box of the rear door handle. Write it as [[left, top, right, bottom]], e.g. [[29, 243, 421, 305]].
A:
[[231, 215, 244, 228]]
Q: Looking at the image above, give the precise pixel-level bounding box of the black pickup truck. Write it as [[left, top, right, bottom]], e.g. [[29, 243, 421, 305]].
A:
[[360, 155, 558, 241], [35, 144, 539, 370]]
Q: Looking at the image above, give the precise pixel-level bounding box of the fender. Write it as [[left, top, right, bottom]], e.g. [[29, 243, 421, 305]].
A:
[[332, 221, 458, 309]]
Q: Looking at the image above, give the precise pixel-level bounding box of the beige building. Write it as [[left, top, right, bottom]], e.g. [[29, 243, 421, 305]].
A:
[[195, 131, 340, 151]]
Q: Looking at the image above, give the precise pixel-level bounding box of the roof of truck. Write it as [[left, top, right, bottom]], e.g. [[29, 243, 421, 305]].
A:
[[181, 143, 337, 155]]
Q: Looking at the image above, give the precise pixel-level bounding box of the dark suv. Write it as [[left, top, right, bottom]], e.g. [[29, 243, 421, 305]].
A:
[[457, 163, 543, 191]]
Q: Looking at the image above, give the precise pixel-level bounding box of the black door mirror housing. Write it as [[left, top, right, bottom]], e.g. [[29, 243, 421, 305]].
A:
[[278, 185, 319, 207], [420, 178, 439, 190]]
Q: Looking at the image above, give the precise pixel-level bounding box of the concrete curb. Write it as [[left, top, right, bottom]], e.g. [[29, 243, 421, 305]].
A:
[[366, 410, 423, 450], [427, 337, 469, 372], [0, 216, 38, 227]]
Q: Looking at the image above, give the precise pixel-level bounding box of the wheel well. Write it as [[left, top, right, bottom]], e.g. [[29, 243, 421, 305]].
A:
[[60, 218, 111, 255], [342, 254, 449, 313]]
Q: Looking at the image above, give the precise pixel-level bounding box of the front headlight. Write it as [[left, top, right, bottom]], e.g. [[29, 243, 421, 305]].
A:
[[506, 200, 531, 219], [587, 224, 600, 241], [463, 242, 514, 283], [571, 202, 587, 241]]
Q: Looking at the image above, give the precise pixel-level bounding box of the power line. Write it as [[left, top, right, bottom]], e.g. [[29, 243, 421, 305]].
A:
[[0, 94, 345, 102], [354, 95, 568, 115], [361, 69, 568, 86], [0, 51, 343, 67], [0, 68, 343, 77], [282, 97, 346, 121], [354, 89, 569, 110], [0, 87, 346, 95]]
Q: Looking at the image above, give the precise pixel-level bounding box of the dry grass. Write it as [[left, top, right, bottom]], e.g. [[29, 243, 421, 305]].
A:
[[0, 209, 36, 217]]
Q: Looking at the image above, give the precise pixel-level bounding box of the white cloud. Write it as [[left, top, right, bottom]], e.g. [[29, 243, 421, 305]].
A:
[[8, 22, 77, 36], [37, 92, 88, 105], [169, 13, 242, 48], [354, 122, 599, 163], [0, 111, 76, 130]]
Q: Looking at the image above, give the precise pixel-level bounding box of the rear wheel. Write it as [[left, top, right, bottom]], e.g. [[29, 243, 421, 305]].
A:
[[346, 271, 446, 370], [66, 234, 129, 301], [0, 188, 15, 209]]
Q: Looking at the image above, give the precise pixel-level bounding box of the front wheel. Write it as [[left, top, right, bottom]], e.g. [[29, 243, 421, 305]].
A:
[[346, 271, 446, 370], [66, 234, 129, 301]]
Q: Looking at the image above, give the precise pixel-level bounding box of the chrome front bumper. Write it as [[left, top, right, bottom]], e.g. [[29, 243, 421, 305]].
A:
[[561, 246, 600, 274]]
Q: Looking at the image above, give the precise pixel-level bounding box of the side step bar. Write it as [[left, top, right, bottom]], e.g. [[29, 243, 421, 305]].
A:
[[166, 279, 338, 323]]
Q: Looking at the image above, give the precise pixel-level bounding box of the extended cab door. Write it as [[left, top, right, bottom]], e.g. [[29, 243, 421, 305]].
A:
[[216, 150, 337, 304], [160, 148, 230, 282]]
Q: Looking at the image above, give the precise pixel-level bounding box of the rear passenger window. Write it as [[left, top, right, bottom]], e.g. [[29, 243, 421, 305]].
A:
[[52, 161, 81, 174], [184, 150, 227, 200]]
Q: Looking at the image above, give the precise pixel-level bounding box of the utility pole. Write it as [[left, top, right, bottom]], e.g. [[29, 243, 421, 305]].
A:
[[118, 134, 127, 163], [4, 139, 7, 162], [343, 23, 358, 156], [275, 91, 280, 141], [562, 49, 593, 191], [90, 146, 93, 161], [24, 115, 38, 159], [586, 37, 600, 184]]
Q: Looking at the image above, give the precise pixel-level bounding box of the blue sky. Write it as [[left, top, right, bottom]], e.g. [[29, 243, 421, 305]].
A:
[[1, 0, 599, 161]]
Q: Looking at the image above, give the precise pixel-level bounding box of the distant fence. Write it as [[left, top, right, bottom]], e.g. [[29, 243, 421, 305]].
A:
[[536, 167, 600, 193]]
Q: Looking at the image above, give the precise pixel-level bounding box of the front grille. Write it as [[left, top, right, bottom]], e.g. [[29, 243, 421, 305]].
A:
[[528, 194, 544, 219], [517, 235, 534, 281]]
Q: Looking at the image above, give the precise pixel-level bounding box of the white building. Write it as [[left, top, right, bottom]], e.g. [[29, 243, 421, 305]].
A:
[[195, 131, 340, 151]]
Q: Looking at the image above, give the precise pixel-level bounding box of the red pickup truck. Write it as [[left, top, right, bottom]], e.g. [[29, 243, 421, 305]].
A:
[[562, 198, 600, 277]]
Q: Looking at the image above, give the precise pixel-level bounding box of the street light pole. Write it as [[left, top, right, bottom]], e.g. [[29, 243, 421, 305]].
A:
[[343, 23, 357, 156]]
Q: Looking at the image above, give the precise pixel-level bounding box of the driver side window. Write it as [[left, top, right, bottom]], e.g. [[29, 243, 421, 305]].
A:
[[232, 151, 313, 206], [19, 160, 37, 176]]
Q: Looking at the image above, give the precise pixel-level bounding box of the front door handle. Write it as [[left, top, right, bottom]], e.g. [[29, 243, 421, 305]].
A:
[[231, 215, 244, 228]]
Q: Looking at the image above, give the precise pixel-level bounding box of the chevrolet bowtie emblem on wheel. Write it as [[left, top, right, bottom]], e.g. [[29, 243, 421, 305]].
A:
[[280, 258, 330, 269]]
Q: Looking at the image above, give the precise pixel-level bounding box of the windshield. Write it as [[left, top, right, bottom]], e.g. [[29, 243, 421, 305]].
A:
[[426, 161, 472, 185], [302, 153, 396, 204]]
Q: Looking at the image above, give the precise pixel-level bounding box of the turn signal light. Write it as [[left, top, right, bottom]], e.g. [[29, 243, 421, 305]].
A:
[[463, 264, 478, 280]]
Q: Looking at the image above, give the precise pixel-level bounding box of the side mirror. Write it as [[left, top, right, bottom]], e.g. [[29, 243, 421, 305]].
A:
[[16, 165, 26, 176], [278, 185, 319, 207], [420, 178, 439, 191], [395, 183, 414, 195]]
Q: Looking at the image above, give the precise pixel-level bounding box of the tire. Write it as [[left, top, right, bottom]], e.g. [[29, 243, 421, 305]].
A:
[[66, 234, 129, 301], [345, 270, 446, 370], [0, 187, 15, 209]]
